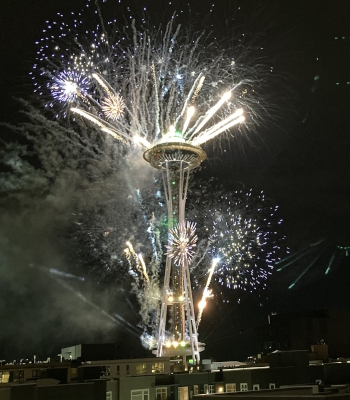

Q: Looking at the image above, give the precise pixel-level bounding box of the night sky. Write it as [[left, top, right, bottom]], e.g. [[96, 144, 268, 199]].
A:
[[1, 0, 350, 362]]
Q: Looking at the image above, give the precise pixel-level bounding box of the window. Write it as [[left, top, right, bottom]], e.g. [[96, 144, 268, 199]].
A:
[[253, 384, 260, 390], [269, 383, 276, 389], [126, 365, 130, 376], [240, 383, 248, 392], [156, 387, 167, 400], [0, 372, 10, 383], [178, 386, 188, 400], [131, 389, 149, 400], [136, 363, 147, 375], [71, 368, 78, 380], [106, 392, 113, 400], [226, 383, 236, 393], [204, 384, 208, 394], [152, 362, 164, 373], [102, 366, 110, 376], [193, 385, 198, 395], [32, 369, 46, 379], [13, 370, 24, 383], [209, 385, 215, 394], [116, 365, 120, 376]]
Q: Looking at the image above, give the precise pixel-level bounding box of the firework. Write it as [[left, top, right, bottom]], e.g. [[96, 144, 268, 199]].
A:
[[138, 254, 150, 286], [196, 258, 219, 329], [188, 186, 285, 293], [102, 94, 125, 121], [51, 71, 89, 103], [26, 1, 290, 352], [30, 3, 291, 152], [166, 221, 198, 266]]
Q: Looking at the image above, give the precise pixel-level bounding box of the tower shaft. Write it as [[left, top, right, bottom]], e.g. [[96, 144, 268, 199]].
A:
[[143, 142, 207, 365], [156, 160, 200, 363]]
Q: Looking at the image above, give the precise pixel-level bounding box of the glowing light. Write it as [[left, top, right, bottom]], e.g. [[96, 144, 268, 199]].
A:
[[165, 341, 171, 348], [179, 295, 184, 301], [172, 341, 179, 348], [168, 296, 174, 302], [198, 299, 206, 309], [166, 221, 197, 266], [180, 341, 186, 347], [133, 135, 151, 148]]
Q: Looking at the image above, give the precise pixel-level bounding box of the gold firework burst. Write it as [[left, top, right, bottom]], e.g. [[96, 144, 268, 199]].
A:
[[166, 221, 197, 266], [102, 94, 125, 120]]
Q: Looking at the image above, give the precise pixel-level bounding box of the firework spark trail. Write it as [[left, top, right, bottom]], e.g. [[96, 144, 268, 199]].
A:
[[276, 239, 324, 271], [277, 240, 349, 287], [138, 254, 150, 285], [325, 252, 336, 275], [124, 232, 162, 333], [196, 258, 219, 329], [31, 3, 289, 152], [288, 250, 325, 289], [42, 270, 141, 336]]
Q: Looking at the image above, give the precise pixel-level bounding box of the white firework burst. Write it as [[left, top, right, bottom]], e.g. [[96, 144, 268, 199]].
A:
[[101, 94, 125, 121], [166, 221, 198, 266]]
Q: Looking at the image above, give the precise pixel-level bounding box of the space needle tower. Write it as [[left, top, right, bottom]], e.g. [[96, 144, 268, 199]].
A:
[[143, 84, 244, 365], [144, 138, 206, 365]]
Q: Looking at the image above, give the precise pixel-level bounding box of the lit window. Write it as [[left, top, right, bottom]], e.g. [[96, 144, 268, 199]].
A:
[[204, 384, 208, 394], [131, 389, 149, 400], [253, 384, 260, 390], [156, 387, 167, 400], [178, 386, 188, 400], [106, 391, 113, 400], [240, 383, 248, 391], [193, 385, 198, 395], [269, 383, 276, 389], [0, 372, 10, 383], [226, 383, 236, 393], [152, 362, 164, 373], [136, 363, 147, 375]]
